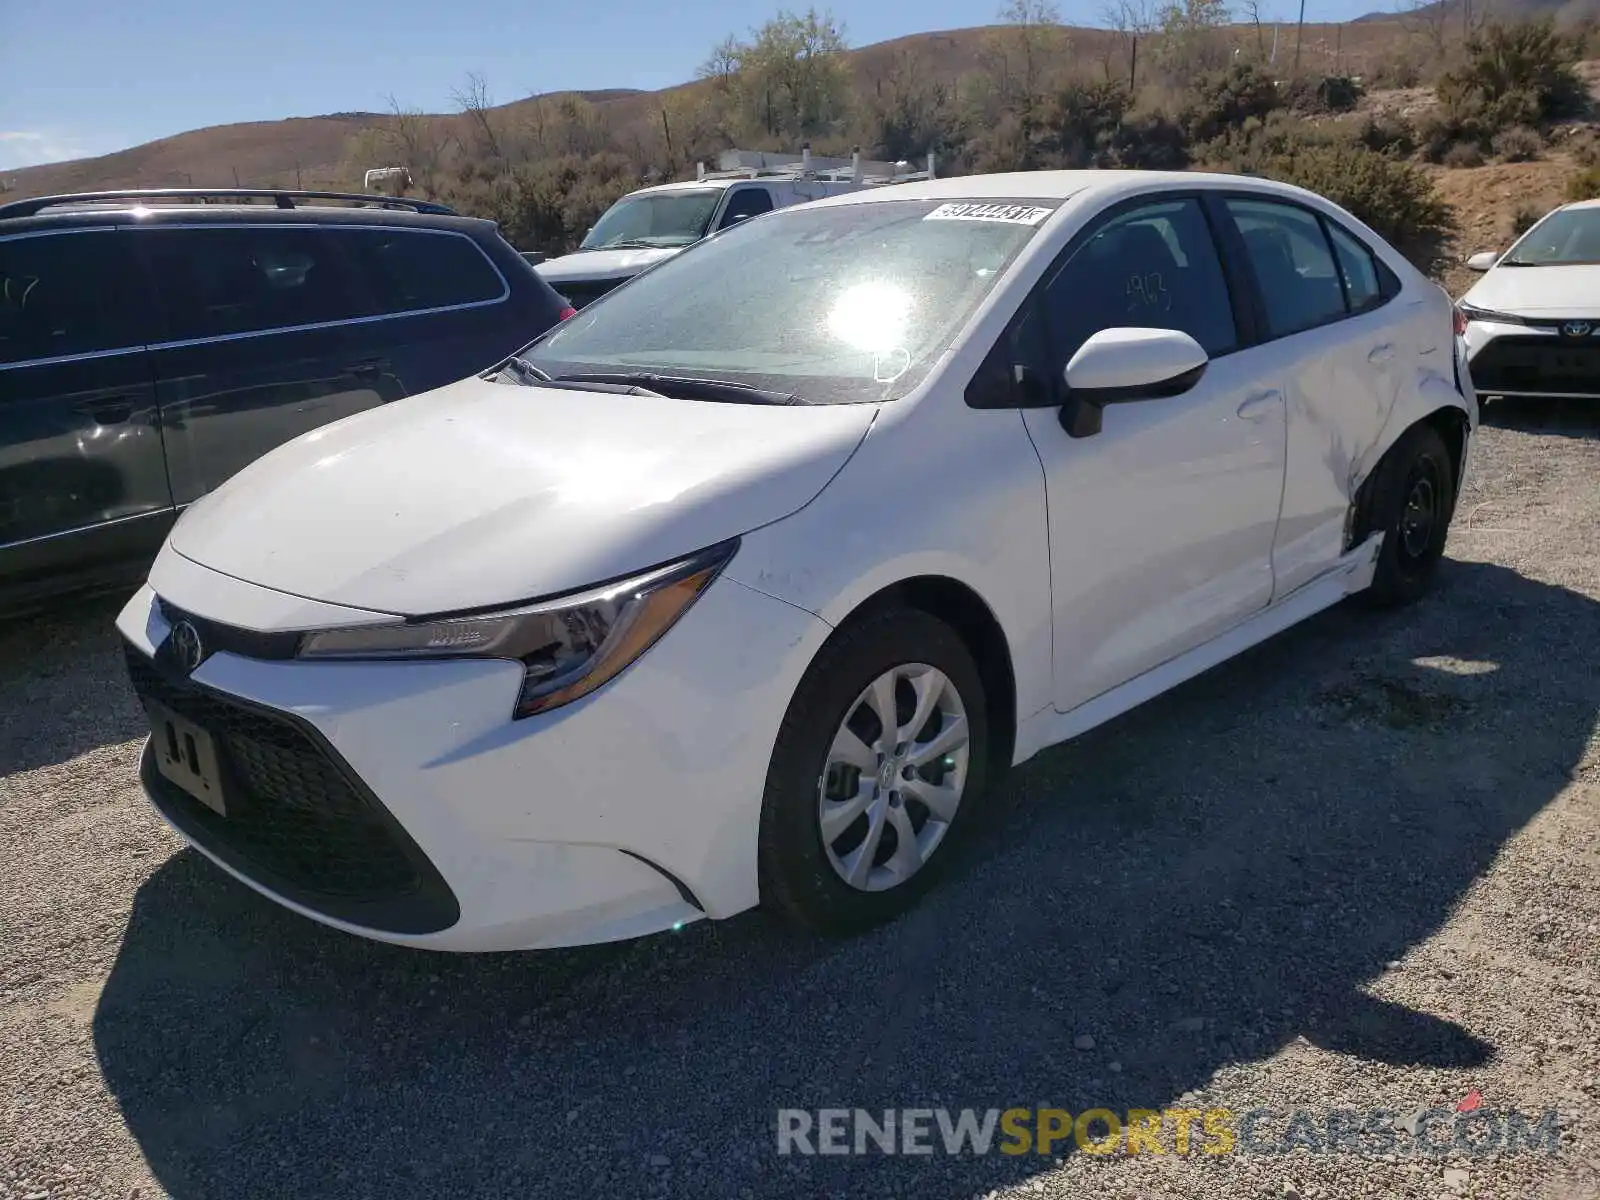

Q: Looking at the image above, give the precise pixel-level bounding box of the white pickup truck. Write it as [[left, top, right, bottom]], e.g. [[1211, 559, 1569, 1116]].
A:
[[536, 147, 935, 309]]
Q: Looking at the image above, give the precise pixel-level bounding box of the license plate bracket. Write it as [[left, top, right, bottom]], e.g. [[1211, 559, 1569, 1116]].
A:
[[147, 701, 228, 816]]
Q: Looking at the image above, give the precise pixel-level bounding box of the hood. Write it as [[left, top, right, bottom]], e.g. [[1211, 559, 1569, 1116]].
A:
[[170, 376, 876, 616], [536, 246, 682, 285], [1461, 263, 1600, 314]]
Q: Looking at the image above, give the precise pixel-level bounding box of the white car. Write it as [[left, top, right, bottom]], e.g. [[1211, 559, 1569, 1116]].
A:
[[1458, 198, 1600, 400], [117, 170, 1476, 952]]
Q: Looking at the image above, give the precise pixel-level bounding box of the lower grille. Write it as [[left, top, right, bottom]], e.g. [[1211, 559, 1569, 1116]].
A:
[[124, 641, 459, 934], [1470, 336, 1600, 396]]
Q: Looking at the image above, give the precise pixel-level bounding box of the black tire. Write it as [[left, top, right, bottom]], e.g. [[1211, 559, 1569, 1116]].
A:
[[757, 607, 990, 934], [1358, 422, 1457, 610]]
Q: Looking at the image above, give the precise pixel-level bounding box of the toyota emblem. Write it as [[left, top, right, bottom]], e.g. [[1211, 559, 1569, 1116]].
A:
[[1563, 320, 1593, 338], [169, 620, 205, 672]]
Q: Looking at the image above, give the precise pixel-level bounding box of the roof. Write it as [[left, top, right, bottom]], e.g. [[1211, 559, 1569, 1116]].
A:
[[0, 200, 494, 237], [0, 188, 468, 226], [798, 168, 1330, 208]]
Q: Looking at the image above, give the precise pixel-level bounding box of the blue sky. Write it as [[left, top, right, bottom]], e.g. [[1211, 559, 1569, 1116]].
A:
[[0, 0, 1368, 171]]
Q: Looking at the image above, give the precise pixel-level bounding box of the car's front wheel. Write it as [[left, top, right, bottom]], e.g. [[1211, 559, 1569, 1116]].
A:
[[758, 608, 989, 933]]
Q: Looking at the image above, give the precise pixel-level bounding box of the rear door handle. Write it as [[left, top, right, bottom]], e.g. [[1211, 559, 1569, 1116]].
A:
[[346, 358, 388, 378], [1368, 343, 1395, 364], [76, 396, 135, 425], [1236, 390, 1280, 421]]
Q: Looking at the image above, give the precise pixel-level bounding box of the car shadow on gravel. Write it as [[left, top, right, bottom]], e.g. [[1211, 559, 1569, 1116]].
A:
[[0, 590, 146, 775], [94, 558, 1597, 1199], [1480, 395, 1600, 439]]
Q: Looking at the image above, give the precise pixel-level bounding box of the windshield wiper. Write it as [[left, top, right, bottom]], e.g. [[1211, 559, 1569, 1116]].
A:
[[552, 372, 804, 405], [588, 238, 672, 251], [492, 357, 550, 384]]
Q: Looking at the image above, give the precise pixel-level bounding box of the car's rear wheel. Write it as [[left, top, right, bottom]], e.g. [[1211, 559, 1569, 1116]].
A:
[[1359, 422, 1457, 609], [757, 608, 989, 933]]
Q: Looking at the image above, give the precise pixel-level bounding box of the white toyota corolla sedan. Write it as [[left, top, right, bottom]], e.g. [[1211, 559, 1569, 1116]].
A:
[[1458, 198, 1600, 401], [118, 170, 1477, 951]]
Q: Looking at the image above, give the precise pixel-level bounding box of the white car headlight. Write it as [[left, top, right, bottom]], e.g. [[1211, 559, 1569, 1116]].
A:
[[297, 540, 737, 717], [1456, 302, 1527, 326]]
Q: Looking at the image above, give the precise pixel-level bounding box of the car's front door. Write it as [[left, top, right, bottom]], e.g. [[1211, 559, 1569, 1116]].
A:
[[136, 223, 381, 504], [0, 228, 173, 607], [1014, 195, 1289, 713]]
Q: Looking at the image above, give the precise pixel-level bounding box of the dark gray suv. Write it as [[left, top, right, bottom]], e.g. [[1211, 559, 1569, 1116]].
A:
[[0, 188, 575, 617]]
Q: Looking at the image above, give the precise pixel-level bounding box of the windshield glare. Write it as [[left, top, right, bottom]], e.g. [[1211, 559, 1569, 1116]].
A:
[[526, 199, 1051, 404], [579, 189, 722, 250], [1505, 207, 1600, 265]]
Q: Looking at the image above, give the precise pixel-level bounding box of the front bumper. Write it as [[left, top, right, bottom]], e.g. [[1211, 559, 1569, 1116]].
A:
[[116, 566, 831, 951], [1463, 319, 1600, 398]]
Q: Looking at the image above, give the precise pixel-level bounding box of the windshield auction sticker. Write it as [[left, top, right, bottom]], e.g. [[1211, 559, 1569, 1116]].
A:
[[923, 203, 1053, 225]]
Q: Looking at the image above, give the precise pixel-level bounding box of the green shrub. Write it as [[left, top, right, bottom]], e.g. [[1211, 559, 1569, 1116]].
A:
[[1492, 124, 1544, 161], [1442, 140, 1486, 167], [1287, 74, 1366, 114], [1178, 62, 1283, 146], [1106, 110, 1190, 169], [1510, 204, 1542, 237], [1436, 20, 1587, 138], [1251, 141, 1458, 268], [1565, 164, 1600, 202], [1354, 112, 1417, 157]]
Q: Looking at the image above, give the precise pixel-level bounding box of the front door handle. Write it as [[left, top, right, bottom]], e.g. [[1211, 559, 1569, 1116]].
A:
[[1236, 390, 1280, 421], [1368, 343, 1395, 364], [76, 396, 135, 425]]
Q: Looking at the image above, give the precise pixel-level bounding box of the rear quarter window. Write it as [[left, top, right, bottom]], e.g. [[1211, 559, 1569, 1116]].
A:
[[340, 229, 507, 315]]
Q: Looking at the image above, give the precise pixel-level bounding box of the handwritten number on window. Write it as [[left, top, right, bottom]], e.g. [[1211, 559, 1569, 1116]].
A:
[[1126, 272, 1171, 313]]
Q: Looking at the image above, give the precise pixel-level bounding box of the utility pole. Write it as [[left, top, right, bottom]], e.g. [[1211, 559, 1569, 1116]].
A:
[[1293, 0, 1306, 73]]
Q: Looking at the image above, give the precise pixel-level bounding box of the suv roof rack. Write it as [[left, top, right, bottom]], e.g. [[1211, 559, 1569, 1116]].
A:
[[694, 144, 936, 186], [0, 188, 458, 220]]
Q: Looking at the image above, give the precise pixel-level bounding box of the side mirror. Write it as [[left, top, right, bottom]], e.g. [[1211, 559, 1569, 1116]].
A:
[[1466, 250, 1499, 272], [1058, 327, 1209, 438]]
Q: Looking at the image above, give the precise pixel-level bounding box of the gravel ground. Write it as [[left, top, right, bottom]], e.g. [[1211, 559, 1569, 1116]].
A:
[[2, 399, 1598, 1200]]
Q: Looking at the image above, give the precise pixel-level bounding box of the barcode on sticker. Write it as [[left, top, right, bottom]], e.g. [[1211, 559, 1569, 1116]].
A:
[[923, 203, 1052, 225]]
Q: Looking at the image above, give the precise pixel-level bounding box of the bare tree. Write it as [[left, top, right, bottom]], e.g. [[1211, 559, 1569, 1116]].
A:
[[374, 96, 454, 197], [452, 71, 504, 165], [1099, 0, 1157, 83]]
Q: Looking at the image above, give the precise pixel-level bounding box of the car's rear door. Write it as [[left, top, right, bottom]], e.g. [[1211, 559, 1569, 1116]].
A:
[[1212, 195, 1407, 596], [0, 227, 173, 607], [136, 222, 380, 505], [334, 225, 541, 396]]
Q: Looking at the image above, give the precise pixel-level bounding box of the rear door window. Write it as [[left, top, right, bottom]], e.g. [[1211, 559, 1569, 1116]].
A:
[[140, 226, 368, 341], [0, 231, 151, 364], [1326, 221, 1384, 314], [1224, 199, 1347, 338], [339, 228, 507, 315]]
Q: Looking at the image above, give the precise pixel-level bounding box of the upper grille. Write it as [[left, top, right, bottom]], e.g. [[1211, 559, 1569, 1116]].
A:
[[157, 598, 303, 662], [552, 276, 629, 309], [124, 641, 459, 934]]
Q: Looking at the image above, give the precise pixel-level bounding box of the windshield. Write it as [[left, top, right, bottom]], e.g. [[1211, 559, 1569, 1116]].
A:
[[521, 198, 1054, 405], [579, 189, 723, 250], [1503, 207, 1600, 265]]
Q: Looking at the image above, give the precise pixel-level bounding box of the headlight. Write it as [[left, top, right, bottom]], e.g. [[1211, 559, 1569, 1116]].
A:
[[1456, 303, 1527, 326], [297, 539, 737, 718]]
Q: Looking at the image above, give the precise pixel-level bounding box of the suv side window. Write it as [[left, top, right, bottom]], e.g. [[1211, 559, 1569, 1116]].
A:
[[141, 226, 367, 341], [1041, 197, 1238, 365], [718, 187, 775, 230], [0, 231, 148, 365], [1224, 198, 1346, 338], [339, 228, 507, 315]]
